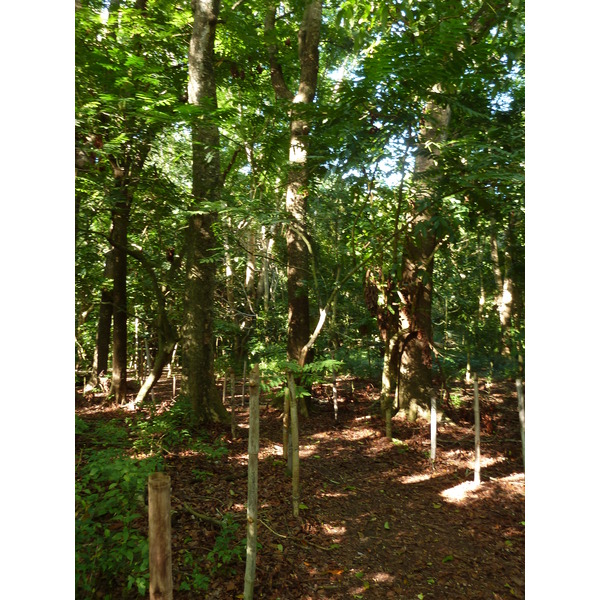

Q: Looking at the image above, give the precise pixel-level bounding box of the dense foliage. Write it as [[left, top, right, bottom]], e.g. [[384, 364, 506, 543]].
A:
[[75, 0, 523, 593]]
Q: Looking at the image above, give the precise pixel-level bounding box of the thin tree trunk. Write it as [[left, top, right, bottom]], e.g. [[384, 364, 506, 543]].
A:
[[230, 367, 237, 439], [490, 220, 514, 355], [241, 360, 247, 407], [382, 330, 399, 439], [91, 285, 113, 388], [133, 338, 176, 407], [134, 317, 140, 380], [144, 336, 156, 404], [473, 374, 481, 486], [243, 365, 260, 600], [330, 286, 339, 423]]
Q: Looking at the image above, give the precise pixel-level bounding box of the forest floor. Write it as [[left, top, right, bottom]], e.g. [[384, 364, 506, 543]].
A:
[[76, 376, 525, 600]]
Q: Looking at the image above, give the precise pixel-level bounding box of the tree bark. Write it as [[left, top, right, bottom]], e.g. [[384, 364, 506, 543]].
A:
[[109, 185, 130, 404], [396, 89, 451, 420], [91, 284, 113, 387], [490, 219, 514, 355], [183, 0, 229, 424], [266, 1, 322, 366]]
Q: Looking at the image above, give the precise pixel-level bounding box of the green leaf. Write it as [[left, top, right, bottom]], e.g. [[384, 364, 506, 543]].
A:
[[442, 554, 454, 563], [433, 503, 442, 509], [298, 503, 309, 510], [384, 521, 390, 530]]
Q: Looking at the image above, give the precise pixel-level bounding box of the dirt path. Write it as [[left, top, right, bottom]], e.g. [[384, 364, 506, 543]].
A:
[[77, 377, 525, 599]]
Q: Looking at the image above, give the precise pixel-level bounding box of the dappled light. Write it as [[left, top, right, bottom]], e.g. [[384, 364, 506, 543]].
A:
[[76, 1, 524, 595], [77, 377, 524, 598]]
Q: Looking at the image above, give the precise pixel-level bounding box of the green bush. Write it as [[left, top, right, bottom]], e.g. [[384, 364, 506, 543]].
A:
[[127, 399, 229, 460], [206, 514, 250, 575], [75, 448, 163, 597]]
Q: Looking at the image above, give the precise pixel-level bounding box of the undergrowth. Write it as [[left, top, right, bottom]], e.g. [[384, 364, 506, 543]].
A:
[[75, 396, 231, 598]]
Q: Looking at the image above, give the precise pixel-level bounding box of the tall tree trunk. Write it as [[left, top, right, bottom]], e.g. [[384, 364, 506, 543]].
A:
[[266, 0, 322, 365], [183, 0, 229, 424], [397, 88, 451, 420], [109, 185, 130, 404]]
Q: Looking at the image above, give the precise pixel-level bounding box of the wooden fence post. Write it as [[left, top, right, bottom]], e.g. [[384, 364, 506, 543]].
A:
[[244, 364, 261, 599], [473, 374, 481, 486], [516, 378, 525, 468], [430, 393, 437, 465], [148, 472, 172, 600], [287, 372, 300, 518]]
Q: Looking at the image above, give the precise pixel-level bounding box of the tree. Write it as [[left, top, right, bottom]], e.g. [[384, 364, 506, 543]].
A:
[[76, 0, 192, 401], [182, 0, 230, 423], [265, 0, 322, 366]]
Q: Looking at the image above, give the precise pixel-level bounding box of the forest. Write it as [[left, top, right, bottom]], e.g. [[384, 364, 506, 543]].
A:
[[75, 0, 525, 598]]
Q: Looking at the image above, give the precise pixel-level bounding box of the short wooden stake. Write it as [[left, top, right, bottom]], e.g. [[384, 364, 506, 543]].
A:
[[287, 372, 300, 518], [282, 387, 290, 463], [516, 378, 525, 468], [430, 394, 437, 465], [473, 374, 481, 486], [244, 365, 260, 599], [148, 472, 172, 600]]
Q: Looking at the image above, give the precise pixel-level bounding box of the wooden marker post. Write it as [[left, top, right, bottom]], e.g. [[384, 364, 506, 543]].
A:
[[430, 394, 437, 465], [473, 374, 481, 486], [244, 364, 261, 599], [148, 472, 172, 600], [516, 378, 525, 468], [287, 372, 300, 518]]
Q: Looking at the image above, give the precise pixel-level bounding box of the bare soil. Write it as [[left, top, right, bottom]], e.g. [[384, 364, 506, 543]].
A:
[[76, 376, 525, 599]]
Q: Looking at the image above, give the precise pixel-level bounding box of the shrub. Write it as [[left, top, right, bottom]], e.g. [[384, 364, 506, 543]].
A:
[[75, 447, 163, 597]]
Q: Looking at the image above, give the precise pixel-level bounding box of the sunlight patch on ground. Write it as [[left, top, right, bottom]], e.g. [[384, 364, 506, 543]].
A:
[[300, 444, 319, 458], [319, 491, 350, 499], [440, 466, 522, 503], [372, 572, 395, 584], [440, 480, 480, 503], [320, 523, 347, 541], [258, 443, 283, 458], [490, 472, 524, 484], [399, 473, 432, 484]]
